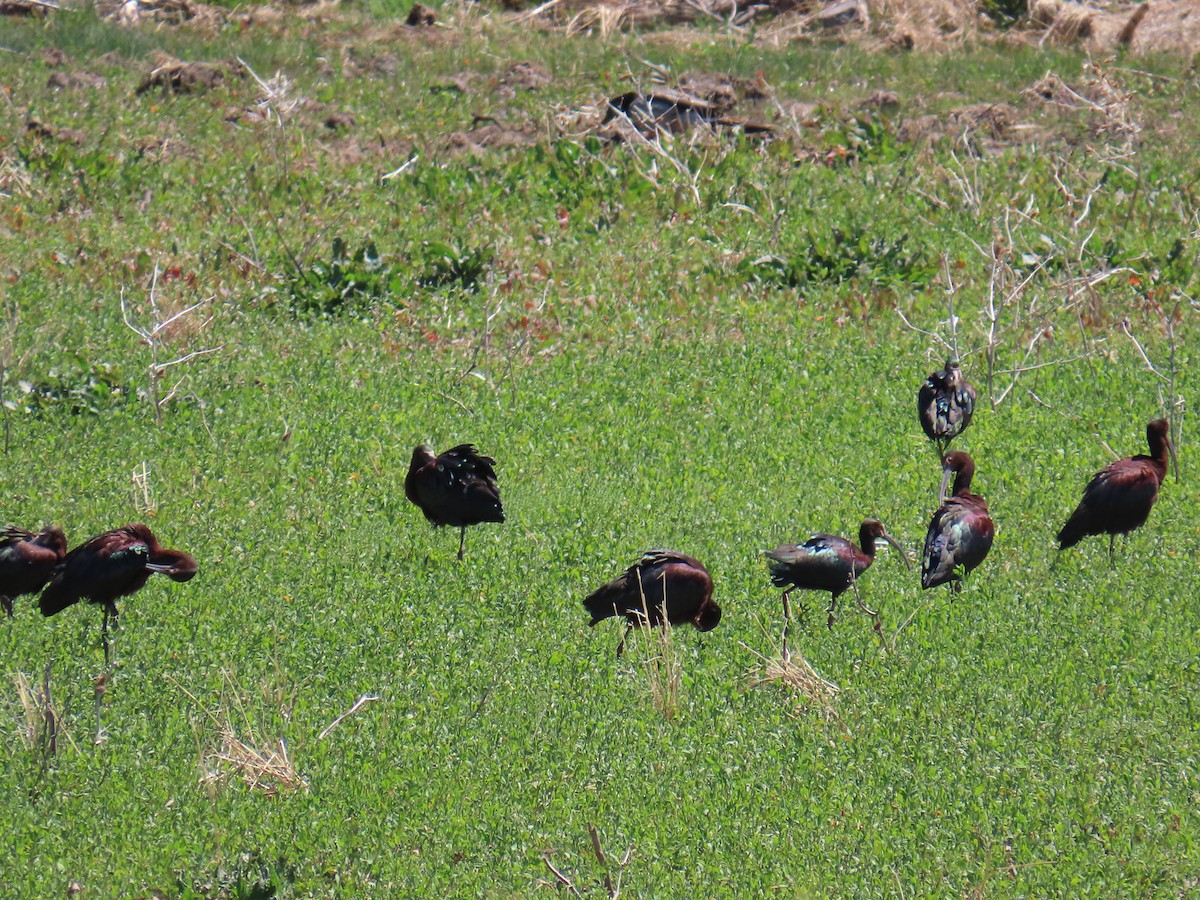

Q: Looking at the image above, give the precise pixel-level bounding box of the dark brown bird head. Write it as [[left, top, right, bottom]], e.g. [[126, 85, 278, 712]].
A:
[[123, 523, 198, 582], [34, 525, 68, 557], [945, 357, 961, 373], [858, 518, 909, 567], [939, 451, 976, 503], [693, 599, 722, 632], [410, 444, 437, 470], [147, 549, 198, 582]]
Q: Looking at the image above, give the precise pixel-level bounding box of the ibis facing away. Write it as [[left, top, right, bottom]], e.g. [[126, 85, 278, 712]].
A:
[[405, 443, 505, 561], [918, 358, 976, 457]]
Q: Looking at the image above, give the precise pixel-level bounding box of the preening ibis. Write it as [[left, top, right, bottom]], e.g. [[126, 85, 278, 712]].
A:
[[0, 525, 67, 617], [39, 524, 197, 663], [1057, 418, 1175, 562], [764, 519, 906, 644], [405, 443, 504, 560], [921, 451, 994, 591], [583, 549, 720, 656], [918, 358, 976, 457]]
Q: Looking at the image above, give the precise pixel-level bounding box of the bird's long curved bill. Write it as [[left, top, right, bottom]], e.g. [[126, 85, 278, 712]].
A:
[[879, 532, 911, 568], [938, 465, 954, 506]]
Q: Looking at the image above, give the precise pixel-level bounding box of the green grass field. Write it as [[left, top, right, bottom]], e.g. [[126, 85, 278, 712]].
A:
[[1, 5, 1198, 896]]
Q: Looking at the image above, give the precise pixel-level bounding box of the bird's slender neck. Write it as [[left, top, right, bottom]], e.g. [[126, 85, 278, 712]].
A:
[[857, 524, 878, 558], [1147, 428, 1172, 471], [951, 462, 975, 495]]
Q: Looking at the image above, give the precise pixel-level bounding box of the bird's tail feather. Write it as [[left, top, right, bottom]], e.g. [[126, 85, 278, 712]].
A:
[[38, 582, 79, 617], [1056, 513, 1086, 549]]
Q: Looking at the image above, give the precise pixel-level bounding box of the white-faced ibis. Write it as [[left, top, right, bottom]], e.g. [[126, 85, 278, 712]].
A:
[[918, 358, 976, 457], [922, 451, 994, 591], [0, 525, 67, 617], [583, 549, 720, 656], [1057, 418, 1176, 562], [39, 524, 197, 663], [405, 443, 504, 560], [765, 520, 906, 643]]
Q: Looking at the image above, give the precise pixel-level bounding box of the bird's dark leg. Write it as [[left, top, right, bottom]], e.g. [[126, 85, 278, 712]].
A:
[[102, 603, 119, 668], [1108, 533, 1116, 567], [781, 589, 793, 664], [826, 596, 838, 630], [1, 595, 12, 618], [101, 608, 111, 667], [457, 527, 467, 561], [615, 621, 634, 658]]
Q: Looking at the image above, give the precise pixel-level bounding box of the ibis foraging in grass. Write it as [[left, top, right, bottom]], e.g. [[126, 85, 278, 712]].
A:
[[583, 549, 720, 657], [921, 451, 994, 591], [918, 358, 976, 458], [1057, 418, 1175, 563], [0, 525, 67, 617], [405, 443, 505, 561], [38, 524, 197, 664], [764, 519, 906, 650]]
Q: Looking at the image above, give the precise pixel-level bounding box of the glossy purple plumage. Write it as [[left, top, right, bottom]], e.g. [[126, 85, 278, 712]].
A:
[[406, 443, 504, 559], [583, 549, 720, 632], [918, 358, 976, 453], [0, 525, 67, 617], [1057, 418, 1173, 551], [922, 451, 994, 589], [39, 523, 197, 620]]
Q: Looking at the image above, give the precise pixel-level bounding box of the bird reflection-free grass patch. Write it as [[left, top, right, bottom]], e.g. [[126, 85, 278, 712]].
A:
[[745, 627, 844, 730], [176, 670, 307, 797]]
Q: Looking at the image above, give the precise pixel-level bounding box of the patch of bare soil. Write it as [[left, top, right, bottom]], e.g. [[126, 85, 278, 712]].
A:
[[136, 51, 241, 96], [48, 71, 109, 91], [446, 118, 544, 155], [93, 0, 228, 28], [319, 134, 415, 169], [25, 118, 87, 145]]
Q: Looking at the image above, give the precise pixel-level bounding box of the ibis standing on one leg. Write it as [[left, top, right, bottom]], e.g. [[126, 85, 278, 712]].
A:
[[405, 443, 505, 561], [764, 519, 907, 647], [1057, 418, 1175, 563], [583, 549, 720, 657], [918, 358, 976, 458], [922, 451, 994, 592]]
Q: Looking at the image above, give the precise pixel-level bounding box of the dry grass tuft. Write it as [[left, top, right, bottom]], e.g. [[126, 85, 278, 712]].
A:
[[174, 669, 308, 797], [638, 619, 682, 721], [203, 726, 306, 796], [745, 626, 845, 730], [13, 663, 77, 761]]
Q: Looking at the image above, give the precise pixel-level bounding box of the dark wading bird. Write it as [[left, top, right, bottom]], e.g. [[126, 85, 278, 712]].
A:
[[0, 525, 67, 617], [764, 519, 906, 651], [405, 444, 504, 561], [39, 524, 197, 663], [918, 358, 977, 458], [922, 451, 994, 592], [1057, 418, 1176, 563], [583, 550, 720, 657]]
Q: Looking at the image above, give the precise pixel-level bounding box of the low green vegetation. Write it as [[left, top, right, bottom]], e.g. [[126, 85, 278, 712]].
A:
[[0, 5, 1197, 897]]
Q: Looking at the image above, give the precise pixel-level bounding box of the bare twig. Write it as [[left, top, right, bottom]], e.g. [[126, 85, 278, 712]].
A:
[[318, 694, 380, 740], [542, 855, 583, 898]]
